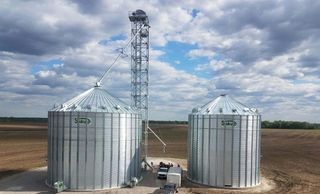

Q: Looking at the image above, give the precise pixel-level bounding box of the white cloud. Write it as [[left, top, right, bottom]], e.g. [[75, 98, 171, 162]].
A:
[[187, 49, 216, 59], [0, 0, 319, 122], [148, 59, 210, 120], [196, 59, 242, 72]]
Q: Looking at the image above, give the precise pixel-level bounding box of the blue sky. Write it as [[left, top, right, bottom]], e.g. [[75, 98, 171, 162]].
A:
[[156, 41, 211, 77], [32, 59, 64, 74], [0, 0, 320, 122]]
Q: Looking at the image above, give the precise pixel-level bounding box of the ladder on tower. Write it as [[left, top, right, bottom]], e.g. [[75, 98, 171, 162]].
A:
[[129, 10, 166, 159]]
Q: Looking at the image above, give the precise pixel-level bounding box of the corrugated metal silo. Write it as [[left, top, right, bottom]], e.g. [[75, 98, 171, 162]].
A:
[[187, 94, 261, 188], [47, 86, 142, 190]]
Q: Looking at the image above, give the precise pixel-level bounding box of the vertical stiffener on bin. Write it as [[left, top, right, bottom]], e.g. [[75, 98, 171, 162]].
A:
[[187, 94, 261, 188]]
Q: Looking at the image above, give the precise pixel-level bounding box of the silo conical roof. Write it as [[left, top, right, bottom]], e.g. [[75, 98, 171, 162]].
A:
[[51, 86, 136, 113], [192, 94, 259, 115]]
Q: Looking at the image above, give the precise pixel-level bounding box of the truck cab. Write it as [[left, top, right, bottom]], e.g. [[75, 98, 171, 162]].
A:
[[157, 167, 169, 179]]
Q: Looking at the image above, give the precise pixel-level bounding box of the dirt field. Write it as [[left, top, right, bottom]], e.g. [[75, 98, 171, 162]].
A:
[[148, 124, 188, 159], [259, 129, 320, 194], [0, 123, 47, 180], [0, 123, 320, 193]]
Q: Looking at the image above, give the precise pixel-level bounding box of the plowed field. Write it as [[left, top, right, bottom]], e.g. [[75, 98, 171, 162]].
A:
[[0, 123, 319, 193]]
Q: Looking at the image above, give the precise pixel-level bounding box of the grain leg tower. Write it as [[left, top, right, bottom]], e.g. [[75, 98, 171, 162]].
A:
[[129, 10, 150, 158]]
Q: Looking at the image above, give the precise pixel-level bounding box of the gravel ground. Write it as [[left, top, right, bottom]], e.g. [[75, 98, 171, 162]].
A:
[[0, 158, 274, 194], [0, 167, 53, 194]]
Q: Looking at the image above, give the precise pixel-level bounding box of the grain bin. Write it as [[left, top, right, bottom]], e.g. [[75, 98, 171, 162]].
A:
[[47, 85, 142, 190], [187, 94, 261, 188]]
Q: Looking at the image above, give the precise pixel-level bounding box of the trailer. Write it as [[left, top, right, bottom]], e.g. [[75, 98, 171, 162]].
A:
[[166, 167, 182, 187]]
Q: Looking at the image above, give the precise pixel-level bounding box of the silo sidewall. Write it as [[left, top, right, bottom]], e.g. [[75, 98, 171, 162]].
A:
[[187, 114, 261, 188], [47, 111, 142, 190]]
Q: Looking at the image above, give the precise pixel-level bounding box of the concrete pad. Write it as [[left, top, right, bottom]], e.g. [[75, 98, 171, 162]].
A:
[[0, 167, 54, 194], [0, 158, 274, 194], [0, 166, 172, 194]]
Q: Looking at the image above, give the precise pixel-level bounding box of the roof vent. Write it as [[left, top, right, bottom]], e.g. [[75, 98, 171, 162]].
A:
[[115, 105, 120, 110], [232, 109, 237, 113], [206, 108, 210, 113], [192, 108, 199, 113], [250, 108, 258, 113], [95, 81, 101, 87], [243, 108, 249, 112], [100, 106, 106, 110], [219, 108, 223, 113], [86, 105, 91, 109]]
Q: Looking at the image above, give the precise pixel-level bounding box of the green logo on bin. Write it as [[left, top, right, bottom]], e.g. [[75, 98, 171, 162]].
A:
[[75, 117, 91, 125], [221, 120, 237, 127]]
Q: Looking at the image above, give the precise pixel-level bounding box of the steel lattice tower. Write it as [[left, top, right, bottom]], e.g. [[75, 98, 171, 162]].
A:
[[129, 10, 150, 158]]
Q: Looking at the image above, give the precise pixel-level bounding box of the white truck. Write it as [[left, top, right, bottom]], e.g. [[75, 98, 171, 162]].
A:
[[166, 167, 182, 187], [157, 167, 169, 179]]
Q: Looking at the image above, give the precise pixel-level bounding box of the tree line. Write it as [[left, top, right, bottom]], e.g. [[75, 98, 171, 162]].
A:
[[0, 117, 47, 123], [0, 117, 188, 125], [149, 120, 188, 124], [262, 120, 320, 129], [0, 117, 319, 129], [150, 120, 320, 129]]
